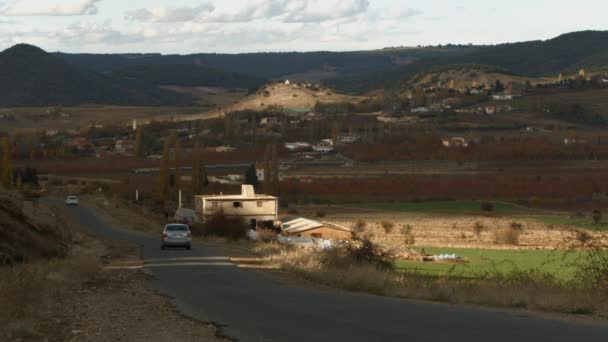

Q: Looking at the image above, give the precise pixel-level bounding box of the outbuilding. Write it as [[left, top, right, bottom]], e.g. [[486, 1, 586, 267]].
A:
[[280, 217, 352, 240]]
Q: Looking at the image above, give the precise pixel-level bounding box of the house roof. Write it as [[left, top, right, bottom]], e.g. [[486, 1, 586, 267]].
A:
[[281, 217, 352, 234]]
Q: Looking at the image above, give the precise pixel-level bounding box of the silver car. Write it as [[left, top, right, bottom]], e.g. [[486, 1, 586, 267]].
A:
[[65, 196, 79, 206], [161, 224, 192, 250]]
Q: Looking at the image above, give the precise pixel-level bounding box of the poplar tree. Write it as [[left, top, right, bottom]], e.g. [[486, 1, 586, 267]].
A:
[[159, 139, 170, 200], [0, 137, 12, 189]]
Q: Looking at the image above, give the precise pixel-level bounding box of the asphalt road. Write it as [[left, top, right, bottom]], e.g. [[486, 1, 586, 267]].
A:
[[67, 205, 608, 342]]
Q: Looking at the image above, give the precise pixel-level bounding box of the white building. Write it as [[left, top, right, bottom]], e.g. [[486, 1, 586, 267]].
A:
[[194, 185, 278, 227]]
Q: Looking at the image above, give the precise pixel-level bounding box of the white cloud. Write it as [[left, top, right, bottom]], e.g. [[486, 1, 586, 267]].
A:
[[283, 0, 369, 23], [125, 3, 215, 23], [1, 0, 101, 16]]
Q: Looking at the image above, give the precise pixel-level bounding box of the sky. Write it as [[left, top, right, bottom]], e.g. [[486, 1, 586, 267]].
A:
[[0, 0, 605, 54]]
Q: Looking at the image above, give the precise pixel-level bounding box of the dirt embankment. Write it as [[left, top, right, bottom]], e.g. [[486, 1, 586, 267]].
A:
[[0, 194, 225, 342], [0, 193, 69, 264]]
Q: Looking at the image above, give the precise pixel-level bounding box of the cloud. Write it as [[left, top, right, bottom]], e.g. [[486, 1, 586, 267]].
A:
[[1, 0, 101, 16], [282, 0, 369, 23], [125, 3, 215, 23], [125, 0, 370, 24]]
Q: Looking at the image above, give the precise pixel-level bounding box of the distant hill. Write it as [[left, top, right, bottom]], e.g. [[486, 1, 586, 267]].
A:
[[109, 64, 267, 89], [0, 44, 193, 106], [325, 30, 608, 93], [55, 47, 474, 81]]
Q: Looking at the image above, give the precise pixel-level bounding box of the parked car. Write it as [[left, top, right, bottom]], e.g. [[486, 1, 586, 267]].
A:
[[161, 224, 192, 250], [65, 196, 79, 206]]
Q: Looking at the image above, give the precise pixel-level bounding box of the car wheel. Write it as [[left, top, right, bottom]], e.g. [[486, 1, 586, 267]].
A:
[[186, 245, 191, 250]]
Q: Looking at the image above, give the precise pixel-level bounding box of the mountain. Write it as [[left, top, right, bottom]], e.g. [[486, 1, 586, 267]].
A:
[[55, 47, 474, 81], [325, 30, 608, 93], [109, 64, 267, 89], [0, 44, 193, 106]]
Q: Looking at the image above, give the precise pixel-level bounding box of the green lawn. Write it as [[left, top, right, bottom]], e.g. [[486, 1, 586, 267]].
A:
[[348, 200, 538, 215], [395, 247, 586, 281]]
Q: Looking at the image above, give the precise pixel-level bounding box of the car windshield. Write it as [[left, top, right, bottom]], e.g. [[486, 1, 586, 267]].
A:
[[166, 225, 188, 232], [68, 196, 77, 199]]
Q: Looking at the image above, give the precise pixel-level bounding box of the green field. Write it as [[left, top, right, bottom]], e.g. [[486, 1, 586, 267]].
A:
[[395, 247, 586, 281], [348, 200, 538, 215]]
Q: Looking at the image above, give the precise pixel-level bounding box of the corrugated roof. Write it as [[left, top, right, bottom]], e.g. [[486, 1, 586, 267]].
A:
[[281, 217, 352, 234]]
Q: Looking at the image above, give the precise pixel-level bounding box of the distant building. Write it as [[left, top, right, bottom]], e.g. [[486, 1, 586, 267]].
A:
[[280, 217, 352, 240], [442, 137, 469, 148], [194, 185, 278, 228]]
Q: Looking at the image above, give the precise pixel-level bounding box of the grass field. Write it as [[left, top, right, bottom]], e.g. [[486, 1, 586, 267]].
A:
[[395, 247, 585, 281], [348, 200, 538, 215]]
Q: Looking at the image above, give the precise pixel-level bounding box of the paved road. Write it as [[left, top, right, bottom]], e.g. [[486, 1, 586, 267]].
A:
[[67, 205, 608, 342]]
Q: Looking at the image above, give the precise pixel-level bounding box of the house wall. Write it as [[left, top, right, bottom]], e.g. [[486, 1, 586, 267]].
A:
[[287, 226, 351, 240], [195, 197, 277, 223]]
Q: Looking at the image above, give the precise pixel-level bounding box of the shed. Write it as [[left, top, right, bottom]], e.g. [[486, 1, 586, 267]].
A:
[[280, 217, 352, 240]]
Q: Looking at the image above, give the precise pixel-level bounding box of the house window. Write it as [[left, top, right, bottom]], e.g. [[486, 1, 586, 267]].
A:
[[257, 201, 263, 207], [233, 202, 243, 208], [211, 202, 219, 209]]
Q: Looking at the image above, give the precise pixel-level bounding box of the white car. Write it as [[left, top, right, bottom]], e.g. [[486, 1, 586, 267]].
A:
[[65, 196, 79, 206], [161, 224, 192, 250]]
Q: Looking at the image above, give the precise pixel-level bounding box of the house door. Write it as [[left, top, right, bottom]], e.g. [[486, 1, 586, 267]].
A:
[[250, 219, 257, 231]]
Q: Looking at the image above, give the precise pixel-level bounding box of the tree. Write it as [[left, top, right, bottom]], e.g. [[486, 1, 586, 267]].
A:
[[159, 138, 170, 200], [192, 143, 208, 195], [173, 133, 181, 190], [245, 164, 258, 186], [494, 80, 505, 93], [0, 137, 12, 189], [135, 128, 144, 157], [592, 210, 602, 225]]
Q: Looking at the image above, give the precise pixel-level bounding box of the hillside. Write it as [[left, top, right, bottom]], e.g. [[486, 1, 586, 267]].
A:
[[0, 44, 193, 106], [326, 30, 608, 93], [109, 64, 267, 89], [56, 46, 474, 81]]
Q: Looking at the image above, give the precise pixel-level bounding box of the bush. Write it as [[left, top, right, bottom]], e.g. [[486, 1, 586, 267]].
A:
[[592, 210, 602, 225], [510, 222, 525, 231], [287, 209, 299, 215], [346, 232, 394, 269], [399, 224, 413, 235], [494, 227, 520, 245], [403, 233, 416, 246], [481, 202, 494, 212], [257, 228, 278, 243], [473, 221, 486, 236], [352, 219, 367, 233], [316, 210, 327, 218], [381, 221, 395, 234], [191, 211, 249, 240]]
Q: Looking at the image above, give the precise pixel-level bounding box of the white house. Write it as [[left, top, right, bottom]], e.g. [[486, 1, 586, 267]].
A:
[[194, 185, 278, 227]]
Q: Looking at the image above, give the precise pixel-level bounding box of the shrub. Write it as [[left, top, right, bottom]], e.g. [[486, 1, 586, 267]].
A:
[[592, 210, 602, 225], [192, 211, 249, 240], [316, 210, 327, 218], [381, 221, 395, 234], [473, 221, 486, 236], [287, 209, 299, 215], [403, 233, 416, 246], [510, 222, 525, 231], [574, 229, 592, 244], [352, 219, 367, 233], [399, 224, 413, 235], [346, 232, 394, 269], [494, 227, 520, 245], [257, 228, 278, 243], [481, 202, 494, 212]]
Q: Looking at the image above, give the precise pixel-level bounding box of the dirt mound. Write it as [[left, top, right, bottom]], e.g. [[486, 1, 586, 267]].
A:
[[0, 194, 68, 264]]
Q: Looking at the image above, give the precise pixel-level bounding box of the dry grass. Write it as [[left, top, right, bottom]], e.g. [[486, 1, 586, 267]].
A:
[[257, 243, 608, 317]]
